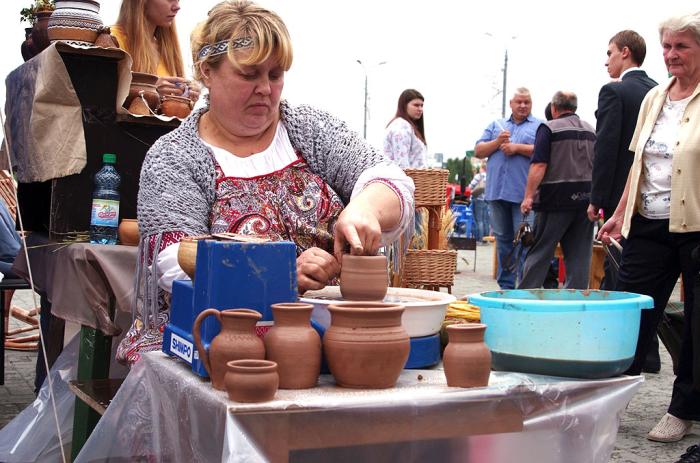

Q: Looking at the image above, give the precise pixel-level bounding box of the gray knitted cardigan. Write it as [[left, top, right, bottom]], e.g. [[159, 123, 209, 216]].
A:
[[134, 100, 390, 322]]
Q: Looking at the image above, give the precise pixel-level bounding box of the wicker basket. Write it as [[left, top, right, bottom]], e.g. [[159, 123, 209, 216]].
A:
[[404, 168, 449, 207], [401, 249, 457, 289]]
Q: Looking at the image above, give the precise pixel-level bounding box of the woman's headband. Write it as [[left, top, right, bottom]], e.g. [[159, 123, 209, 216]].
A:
[[197, 37, 254, 60]]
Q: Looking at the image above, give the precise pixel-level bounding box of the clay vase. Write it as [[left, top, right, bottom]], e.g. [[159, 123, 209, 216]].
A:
[[193, 308, 265, 390], [323, 302, 409, 389], [339, 255, 389, 301], [224, 359, 279, 403], [118, 219, 139, 246], [264, 302, 321, 389], [177, 235, 212, 280], [443, 323, 491, 388], [161, 95, 193, 119], [47, 0, 103, 46]]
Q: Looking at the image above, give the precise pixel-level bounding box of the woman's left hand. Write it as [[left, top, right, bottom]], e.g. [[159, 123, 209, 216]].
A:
[[297, 247, 341, 294], [333, 197, 382, 262]]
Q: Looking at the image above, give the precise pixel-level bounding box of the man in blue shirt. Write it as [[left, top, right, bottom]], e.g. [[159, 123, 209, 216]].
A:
[[475, 87, 542, 289]]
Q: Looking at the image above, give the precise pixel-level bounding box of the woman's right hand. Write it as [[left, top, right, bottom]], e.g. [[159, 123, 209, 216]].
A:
[[296, 247, 341, 295], [597, 213, 623, 245], [156, 76, 189, 97]]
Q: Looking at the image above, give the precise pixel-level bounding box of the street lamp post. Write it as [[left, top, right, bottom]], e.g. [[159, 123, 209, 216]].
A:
[[356, 60, 386, 139], [501, 49, 508, 118], [484, 34, 515, 118]]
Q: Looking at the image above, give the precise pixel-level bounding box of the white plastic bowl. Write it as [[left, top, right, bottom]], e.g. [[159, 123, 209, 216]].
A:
[[301, 286, 456, 338]]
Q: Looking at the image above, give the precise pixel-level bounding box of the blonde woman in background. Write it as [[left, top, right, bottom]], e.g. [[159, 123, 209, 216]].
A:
[[111, 0, 200, 101]]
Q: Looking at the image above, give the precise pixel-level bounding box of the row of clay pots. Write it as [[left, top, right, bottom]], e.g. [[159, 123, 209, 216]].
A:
[[192, 304, 492, 402]]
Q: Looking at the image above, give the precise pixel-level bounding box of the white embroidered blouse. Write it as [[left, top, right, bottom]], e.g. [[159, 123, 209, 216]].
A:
[[383, 118, 427, 168]]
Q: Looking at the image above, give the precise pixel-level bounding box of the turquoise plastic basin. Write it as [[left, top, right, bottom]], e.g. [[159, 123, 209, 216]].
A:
[[468, 289, 654, 379]]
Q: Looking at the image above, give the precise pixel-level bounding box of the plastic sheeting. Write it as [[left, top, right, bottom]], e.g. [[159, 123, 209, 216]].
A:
[[0, 336, 79, 463], [76, 352, 643, 462]]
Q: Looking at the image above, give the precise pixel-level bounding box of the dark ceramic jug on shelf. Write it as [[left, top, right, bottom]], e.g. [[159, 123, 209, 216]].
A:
[[264, 302, 321, 389], [193, 308, 265, 390]]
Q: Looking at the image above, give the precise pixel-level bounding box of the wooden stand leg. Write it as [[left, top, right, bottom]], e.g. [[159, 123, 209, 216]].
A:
[[71, 325, 112, 461], [428, 207, 440, 250]]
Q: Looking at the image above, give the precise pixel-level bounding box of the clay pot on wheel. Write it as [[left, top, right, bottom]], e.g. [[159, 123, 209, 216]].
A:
[[323, 302, 409, 388], [264, 302, 321, 389], [161, 95, 193, 119], [118, 219, 139, 246], [339, 255, 389, 301], [177, 235, 212, 280], [224, 359, 279, 403], [193, 308, 265, 390], [443, 323, 491, 388]]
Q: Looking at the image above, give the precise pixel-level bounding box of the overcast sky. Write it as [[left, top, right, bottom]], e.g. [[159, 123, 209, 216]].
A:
[[1, 0, 698, 160]]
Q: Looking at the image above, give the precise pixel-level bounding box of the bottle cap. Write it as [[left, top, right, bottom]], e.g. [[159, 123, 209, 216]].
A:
[[103, 153, 117, 164]]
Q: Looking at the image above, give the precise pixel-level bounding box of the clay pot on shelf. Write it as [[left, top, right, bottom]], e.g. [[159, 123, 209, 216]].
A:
[[160, 95, 193, 119], [339, 255, 389, 301], [443, 323, 491, 388], [176, 235, 212, 280], [193, 308, 265, 390], [47, 0, 103, 46], [323, 302, 409, 389], [118, 219, 139, 246], [125, 72, 160, 114], [264, 302, 321, 389], [31, 10, 53, 53], [224, 359, 279, 403]]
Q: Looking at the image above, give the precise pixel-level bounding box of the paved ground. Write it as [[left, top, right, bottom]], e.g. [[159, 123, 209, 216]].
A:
[[0, 242, 695, 461]]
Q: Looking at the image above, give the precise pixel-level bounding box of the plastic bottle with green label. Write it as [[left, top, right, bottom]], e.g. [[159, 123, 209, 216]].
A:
[[89, 153, 121, 245]]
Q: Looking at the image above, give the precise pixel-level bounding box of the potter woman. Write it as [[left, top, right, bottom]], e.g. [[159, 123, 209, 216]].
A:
[[116, 0, 414, 365], [112, 0, 200, 102]]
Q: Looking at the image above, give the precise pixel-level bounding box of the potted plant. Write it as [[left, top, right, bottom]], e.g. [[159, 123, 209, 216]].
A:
[[20, 0, 55, 61]]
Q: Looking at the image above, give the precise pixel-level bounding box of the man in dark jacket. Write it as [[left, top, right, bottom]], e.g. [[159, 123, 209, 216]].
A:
[[588, 30, 659, 373], [588, 30, 657, 289]]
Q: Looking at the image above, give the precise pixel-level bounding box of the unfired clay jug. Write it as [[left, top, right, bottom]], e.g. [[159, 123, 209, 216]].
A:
[[193, 308, 265, 390], [264, 302, 321, 389], [323, 302, 409, 388], [339, 255, 389, 301], [224, 359, 279, 403], [443, 323, 491, 388]]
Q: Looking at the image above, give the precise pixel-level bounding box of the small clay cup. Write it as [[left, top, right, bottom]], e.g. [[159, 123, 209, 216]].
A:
[[339, 255, 389, 301], [118, 219, 139, 246], [224, 359, 279, 403], [177, 235, 212, 280], [161, 95, 193, 119]]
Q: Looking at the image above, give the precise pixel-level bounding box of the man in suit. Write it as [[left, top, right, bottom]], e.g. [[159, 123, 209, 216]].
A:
[[588, 30, 657, 287], [588, 30, 659, 370]]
